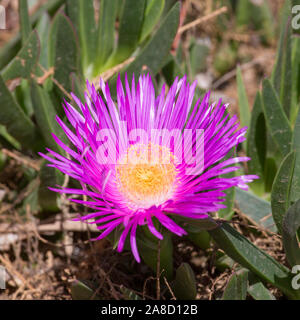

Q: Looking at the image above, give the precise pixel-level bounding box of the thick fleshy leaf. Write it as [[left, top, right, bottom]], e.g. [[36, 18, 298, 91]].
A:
[[19, 179, 40, 216], [215, 254, 235, 272], [209, 223, 299, 299], [262, 79, 292, 157], [282, 199, 300, 267], [139, 0, 165, 43], [272, 1, 292, 118], [35, 13, 51, 72], [222, 269, 248, 300], [137, 226, 173, 280], [175, 214, 219, 231], [188, 231, 211, 250], [19, 0, 31, 45], [1, 30, 40, 81], [77, 0, 96, 65], [248, 282, 276, 300], [70, 280, 100, 300], [162, 54, 184, 86], [0, 38, 21, 74], [236, 66, 250, 130], [281, 22, 292, 119], [38, 160, 63, 213], [235, 188, 275, 232], [291, 108, 300, 203], [248, 273, 276, 300], [109, 0, 146, 65], [291, 37, 300, 124], [94, 0, 119, 74], [172, 263, 197, 300], [0, 75, 41, 150], [66, 0, 96, 70], [30, 80, 66, 152], [0, 125, 21, 150], [272, 0, 289, 93], [110, 1, 180, 92], [14, 79, 34, 116], [271, 151, 295, 234], [0, 0, 65, 71], [247, 92, 266, 195], [49, 12, 80, 95], [264, 157, 278, 193], [189, 37, 210, 78]]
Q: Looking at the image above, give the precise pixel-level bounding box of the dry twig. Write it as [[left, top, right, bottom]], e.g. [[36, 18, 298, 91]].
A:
[[1, 148, 40, 171], [178, 6, 228, 34]]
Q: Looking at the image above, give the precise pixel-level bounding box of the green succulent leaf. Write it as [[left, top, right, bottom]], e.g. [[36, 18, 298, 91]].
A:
[[247, 92, 266, 195], [19, 179, 40, 216], [1, 30, 40, 81], [19, 0, 32, 45], [94, 0, 119, 74], [282, 199, 300, 267], [236, 66, 250, 130], [264, 157, 278, 193], [272, 0, 292, 118], [110, 1, 180, 92], [173, 263, 197, 300], [248, 282, 276, 300], [291, 37, 300, 124], [139, 0, 165, 43], [248, 273, 276, 300], [175, 214, 219, 231], [291, 108, 300, 202], [38, 160, 63, 213], [262, 79, 292, 158], [66, 0, 96, 71], [30, 80, 66, 152], [209, 222, 299, 299], [162, 54, 184, 86], [0, 75, 41, 150], [222, 269, 248, 300], [0, 0, 65, 71], [235, 188, 275, 232], [137, 226, 173, 280], [188, 37, 210, 77], [215, 254, 235, 272], [188, 231, 211, 250], [49, 12, 81, 95], [108, 0, 146, 66], [0, 125, 21, 150], [70, 280, 100, 300], [35, 13, 51, 73], [271, 151, 295, 234]]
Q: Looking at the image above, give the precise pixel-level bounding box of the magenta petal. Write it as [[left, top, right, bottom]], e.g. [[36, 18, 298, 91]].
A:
[[130, 220, 140, 263], [117, 219, 134, 253], [147, 216, 163, 240]]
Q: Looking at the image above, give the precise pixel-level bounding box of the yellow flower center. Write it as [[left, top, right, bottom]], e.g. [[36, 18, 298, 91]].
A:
[[116, 143, 177, 209]]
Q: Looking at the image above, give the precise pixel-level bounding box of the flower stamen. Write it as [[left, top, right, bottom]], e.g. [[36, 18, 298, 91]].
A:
[[116, 143, 177, 209]]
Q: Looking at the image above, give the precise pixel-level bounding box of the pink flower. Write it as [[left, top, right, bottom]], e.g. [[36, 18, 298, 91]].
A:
[[40, 74, 258, 262]]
